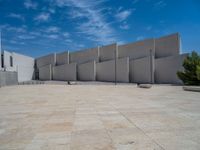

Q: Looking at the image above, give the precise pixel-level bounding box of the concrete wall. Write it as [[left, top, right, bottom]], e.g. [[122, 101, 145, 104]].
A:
[[0, 71, 18, 87], [53, 63, 77, 81], [155, 54, 188, 84], [3, 50, 15, 71], [96, 57, 129, 82], [99, 43, 117, 62], [78, 61, 96, 81], [130, 56, 154, 84], [12, 52, 34, 82], [70, 47, 99, 64], [36, 53, 56, 68], [118, 39, 155, 60], [56, 51, 69, 65], [155, 33, 180, 58], [39, 64, 52, 81], [2, 51, 34, 82]]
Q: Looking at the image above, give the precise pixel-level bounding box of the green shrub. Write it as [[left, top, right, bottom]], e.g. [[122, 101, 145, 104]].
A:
[[177, 51, 200, 85]]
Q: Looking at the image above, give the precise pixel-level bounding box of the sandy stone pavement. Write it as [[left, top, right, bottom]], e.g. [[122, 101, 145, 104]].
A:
[[0, 84, 200, 150]]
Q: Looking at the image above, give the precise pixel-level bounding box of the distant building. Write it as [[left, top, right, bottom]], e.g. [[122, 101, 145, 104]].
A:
[[0, 33, 188, 86]]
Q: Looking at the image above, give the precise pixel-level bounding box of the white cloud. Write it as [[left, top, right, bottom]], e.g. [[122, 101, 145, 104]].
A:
[[115, 9, 132, 22], [18, 35, 35, 40], [63, 32, 70, 37], [34, 13, 50, 22], [146, 26, 152, 31], [45, 26, 60, 33], [52, 0, 118, 45], [120, 23, 130, 30], [132, 0, 139, 4], [153, 0, 166, 9], [0, 24, 26, 33], [136, 36, 144, 41], [48, 34, 59, 39], [8, 13, 25, 21], [24, 0, 38, 9]]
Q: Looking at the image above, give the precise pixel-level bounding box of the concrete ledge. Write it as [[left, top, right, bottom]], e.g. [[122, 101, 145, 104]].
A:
[[183, 86, 200, 92]]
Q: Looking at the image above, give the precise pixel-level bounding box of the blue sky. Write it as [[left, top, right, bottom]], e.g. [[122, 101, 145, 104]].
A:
[[0, 0, 200, 57]]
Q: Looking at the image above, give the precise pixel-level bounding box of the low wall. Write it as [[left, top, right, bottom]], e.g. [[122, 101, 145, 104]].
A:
[[155, 54, 188, 84], [0, 71, 18, 87], [96, 57, 129, 82], [78, 61, 96, 81], [53, 63, 77, 81], [39, 64, 52, 81], [130, 56, 154, 84], [70, 47, 99, 64]]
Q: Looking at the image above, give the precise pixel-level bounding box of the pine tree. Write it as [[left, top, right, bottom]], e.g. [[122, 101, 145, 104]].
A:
[[177, 51, 200, 85]]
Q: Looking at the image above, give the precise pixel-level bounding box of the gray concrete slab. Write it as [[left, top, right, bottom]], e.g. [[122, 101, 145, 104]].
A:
[[0, 85, 200, 150], [70, 47, 99, 64], [39, 64, 52, 81], [155, 33, 180, 58], [118, 39, 155, 60], [0, 71, 18, 87], [53, 63, 77, 81], [155, 54, 188, 84], [130, 56, 154, 84], [96, 57, 129, 82], [36, 53, 56, 68], [56, 51, 69, 65], [99, 43, 117, 62], [77, 61, 96, 81]]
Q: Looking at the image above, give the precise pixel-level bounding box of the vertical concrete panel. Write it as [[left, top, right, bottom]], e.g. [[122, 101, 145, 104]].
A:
[[116, 57, 129, 83], [96, 60, 114, 82], [12, 52, 34, 82], [118, 39, 155, 60], [39, 64, 52, 81], [130, 56, 154, 84], [96, 58, 129, 82], [56, 51, 69, 65], [78, 61, 96, 81], [155, 54, 188, 84], [70, 47, 99, 64], [155, 33, 180, 58], [99, 43, 117, 62], [53, 63, 77, 81], [36, 53, 56, 68]]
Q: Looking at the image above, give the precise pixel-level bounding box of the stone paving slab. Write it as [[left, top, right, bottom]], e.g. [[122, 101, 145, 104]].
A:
[[0, 85, 200, 150]]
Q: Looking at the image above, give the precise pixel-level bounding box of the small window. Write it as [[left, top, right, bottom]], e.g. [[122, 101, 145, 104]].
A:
[[10, 56, 13, 67]]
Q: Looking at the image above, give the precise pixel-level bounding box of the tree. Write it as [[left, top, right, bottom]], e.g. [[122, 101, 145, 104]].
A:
[[177, 51, 200, 85]]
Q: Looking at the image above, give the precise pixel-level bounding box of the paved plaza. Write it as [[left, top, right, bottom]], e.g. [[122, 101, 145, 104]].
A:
[[0, 84, 200, 150]]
